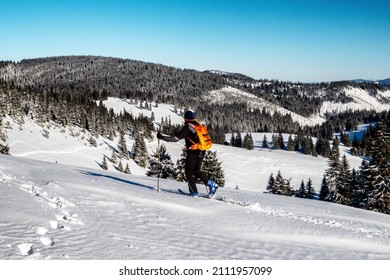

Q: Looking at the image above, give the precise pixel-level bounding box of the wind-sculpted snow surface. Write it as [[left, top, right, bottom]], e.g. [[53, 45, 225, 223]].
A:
[[2, 155, 390, 260]]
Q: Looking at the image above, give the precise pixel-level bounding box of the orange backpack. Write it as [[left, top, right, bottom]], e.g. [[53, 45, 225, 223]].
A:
[[187, 120, 212, 151]]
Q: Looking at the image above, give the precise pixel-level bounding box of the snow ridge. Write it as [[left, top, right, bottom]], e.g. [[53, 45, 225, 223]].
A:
[[206, 86, 390, 126]]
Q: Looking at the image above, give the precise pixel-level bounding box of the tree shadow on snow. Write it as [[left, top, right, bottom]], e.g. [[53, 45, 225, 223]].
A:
[[78, 170, 156, 191]]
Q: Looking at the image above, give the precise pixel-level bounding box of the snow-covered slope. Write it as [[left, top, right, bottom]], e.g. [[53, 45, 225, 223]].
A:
[[4, 103, 361, 192], [2, 154, 390, 261], [320, 86, 390, 116], [205, 86, 390, 126], [1, 97, 387, 264], [206, 86, 325, 126]]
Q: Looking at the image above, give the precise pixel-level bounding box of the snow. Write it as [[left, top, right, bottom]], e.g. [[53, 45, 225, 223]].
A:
[[206, 86, 390, 127], [320, 86, 390, 116], [2, 153, 390, 261], [1, 96, 390, 278], [206, 86, 326, 126]]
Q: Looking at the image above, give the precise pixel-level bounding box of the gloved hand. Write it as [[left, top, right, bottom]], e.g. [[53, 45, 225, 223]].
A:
[[157, 132, 164, 140]]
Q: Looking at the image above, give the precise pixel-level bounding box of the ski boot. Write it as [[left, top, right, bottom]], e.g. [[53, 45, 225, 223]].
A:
[[207, 179, 219, 196], [190, 192, 199, 198]]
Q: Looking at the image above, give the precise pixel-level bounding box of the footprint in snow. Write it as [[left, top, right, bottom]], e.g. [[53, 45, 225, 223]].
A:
[[36, 226, 55, 246], [50, 220, 62, 229], [36, 226, 49, 235], [40, 236, 54, 246], [17, 243, 34, 256]]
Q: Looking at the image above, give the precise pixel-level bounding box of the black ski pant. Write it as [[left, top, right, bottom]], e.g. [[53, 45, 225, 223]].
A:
[[185, 150, 209, 194]]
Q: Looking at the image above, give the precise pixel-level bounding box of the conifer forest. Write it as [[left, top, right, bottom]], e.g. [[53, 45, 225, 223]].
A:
[[1, 55, 389, 214]]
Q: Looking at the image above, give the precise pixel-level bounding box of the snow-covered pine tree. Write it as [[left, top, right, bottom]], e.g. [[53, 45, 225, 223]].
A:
[[338, 154, 352, 205], [296, 180, 306, 198], [131, 132, 148, 168], [325, 138, 341, 202], [118, 130, 128, 159], [287, 135, 295, 151], [274, 170, 289, 195], [101, 156, 108, 170], [266, 173, 275, 193], [282, 178, 293, 196], [146, 143, 175, 179], [88, 136, 97, 147], [201, 150, 225, 187], [174, 147, 187, 182], [272, 134, 281, 149], [351, 167, 364, 207], [117, 161, 123, 172], [111, 149, 118, 164], [242, 133, 254, 150], [306, 178, 315, 199], [0, 143, 10, 155], [124, 163, 131, 174], [363, 122, 390, 214]]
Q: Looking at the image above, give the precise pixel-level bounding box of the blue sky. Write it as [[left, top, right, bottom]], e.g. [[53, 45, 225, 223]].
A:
[[1, 0, 389, 82]]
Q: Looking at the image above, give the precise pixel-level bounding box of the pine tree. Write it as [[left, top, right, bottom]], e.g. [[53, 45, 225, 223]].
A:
[[338, 154, 352, 205], [111, 149, 118, 164], [282, 178, 293, 196], [303, 135, 313, 155], [131, 133, 148, 168], [273, 170, 292, 196], [262, 135, 269, 148], [201, 150, 225, 187], [0, 144, 10, 155], [363, 122, 390, 214], [351, 167, 363, 207], [124, 163, 131, 174], [117, 160, 123, 172], [315, 135, 325, 156], [234, 132, 242, 148], [242, 133, 254, 150], [325, 138, 341, 202], [278, 133, 285, 150], [118, 130, 128, 159], [272, 134, 281, 149], [319, 176, 330, 201], [101, 156, 108, 170], [266, 173, 275, 193], [230, 133, 235, 146], [306, 178, 315, 199], [296, 180, 306, 198], [146, 143, 175, 179], [287, 135, 295, 151], [174, 147, 187, 182]]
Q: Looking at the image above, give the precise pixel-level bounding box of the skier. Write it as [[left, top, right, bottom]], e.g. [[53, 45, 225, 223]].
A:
[[157, 110, 219, 197]]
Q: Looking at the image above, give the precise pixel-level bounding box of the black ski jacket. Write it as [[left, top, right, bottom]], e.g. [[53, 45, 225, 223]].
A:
[[163, 120, 198, 151]]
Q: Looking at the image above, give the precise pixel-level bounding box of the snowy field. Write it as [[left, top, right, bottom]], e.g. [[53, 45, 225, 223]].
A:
[[1, 97, 390, 279], [2, 152, 390, 260]]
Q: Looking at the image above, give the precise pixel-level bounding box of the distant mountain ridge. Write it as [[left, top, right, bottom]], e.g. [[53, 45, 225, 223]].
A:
[[349, 78, 390, 85], [0, 56, 389, 134]]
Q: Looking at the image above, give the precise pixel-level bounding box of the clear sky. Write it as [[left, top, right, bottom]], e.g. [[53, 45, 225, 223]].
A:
[[1, 0, 389, 82]]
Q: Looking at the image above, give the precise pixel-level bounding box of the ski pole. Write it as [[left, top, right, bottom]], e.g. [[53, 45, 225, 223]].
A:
[[157, 128, 161, 192]]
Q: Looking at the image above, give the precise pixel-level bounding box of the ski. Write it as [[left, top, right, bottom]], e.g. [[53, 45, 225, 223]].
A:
[[178, 188, 213, 198]]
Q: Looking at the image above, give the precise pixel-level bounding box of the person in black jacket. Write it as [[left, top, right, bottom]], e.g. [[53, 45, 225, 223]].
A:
[[157, 110, 219, 197]]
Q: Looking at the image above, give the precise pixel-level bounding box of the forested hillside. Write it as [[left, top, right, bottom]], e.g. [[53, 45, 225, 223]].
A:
[[1, 56, 390, 137]]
